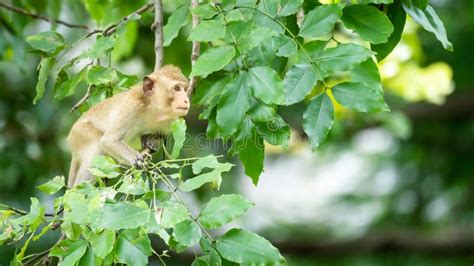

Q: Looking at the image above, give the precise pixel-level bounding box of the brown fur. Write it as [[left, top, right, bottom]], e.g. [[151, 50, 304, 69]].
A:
[[67, 65, 189, 187]]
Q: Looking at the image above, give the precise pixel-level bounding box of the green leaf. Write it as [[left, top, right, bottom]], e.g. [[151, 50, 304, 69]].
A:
[[160, 202, 189, 229], [276, 35, 298, 57], [278, 0, 304, 17], [117, 176, 149, 195], [12, 198, 44, 232], [402, 3, 453, 51], [97, 201, 149, 230], [78, 248, 102, 266], [88, 155, 121, 178], [299, 4, 343, 38], [172, 219, 202, 247], [413, 0, 429, 9], [86, 65, 117, 85], [115, 229, 152, 266], [191, 46, 236, 77], [50, 239, 88, 266], [248, 66, 285, 105], [216, 228, 285, 264], [170, 118, 186, 159], [317, 43, 374, 76], [192, 4, 218, 19], [90, 230, 115, 259], [37, 175, 65, 194], [26, 31, 65, 54], [79, 36, 115, 59], [238, 134, 264, 185], [54, 68, 87, 100], [342, 5, 394, 44], [255, 115, 291, 148], [193, 75, 232, 106], [216, 72, 252, 136], [180, 162, 233, 192], [49, 239, 87, 266], [248, 103, 277, 122], [33, 57, 55, 104], [331, 82, 390, 112], [303, 92, 334, 150], [112, 21, 138, 61], [192, 155, 221, 174], [164, 4, 191, 47], [199, 194, 253, 229], [372, 2, 406, 61], [350, 59, 383, 95], [188, 19, 226, 42], [283, 64, 319, 105]]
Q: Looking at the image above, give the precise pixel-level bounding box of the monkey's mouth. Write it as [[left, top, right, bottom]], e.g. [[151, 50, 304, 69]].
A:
[[176, 107, 189, 111]]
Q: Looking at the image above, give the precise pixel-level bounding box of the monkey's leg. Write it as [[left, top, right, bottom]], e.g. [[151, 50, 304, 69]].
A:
[[67, 157, 80, 188], [74, 146, 101, 186]]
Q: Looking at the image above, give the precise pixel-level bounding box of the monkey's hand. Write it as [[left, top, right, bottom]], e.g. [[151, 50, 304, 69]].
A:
[[134, 150, 154, 169]]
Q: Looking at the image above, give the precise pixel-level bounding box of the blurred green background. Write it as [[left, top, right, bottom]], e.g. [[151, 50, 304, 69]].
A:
[[0, 0, 473, 265]]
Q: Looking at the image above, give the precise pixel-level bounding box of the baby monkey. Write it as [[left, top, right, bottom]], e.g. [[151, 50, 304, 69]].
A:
[[67, 65, 190, 187]]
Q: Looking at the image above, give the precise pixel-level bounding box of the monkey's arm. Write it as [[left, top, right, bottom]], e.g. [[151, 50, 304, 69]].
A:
[[100, 128, 144, 167]]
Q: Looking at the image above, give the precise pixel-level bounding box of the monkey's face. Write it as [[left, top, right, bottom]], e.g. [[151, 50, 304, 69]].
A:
[[167, 81, 190, 117]]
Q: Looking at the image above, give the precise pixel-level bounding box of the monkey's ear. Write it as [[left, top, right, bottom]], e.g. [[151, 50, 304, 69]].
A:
[[143, 76, 154, 96]]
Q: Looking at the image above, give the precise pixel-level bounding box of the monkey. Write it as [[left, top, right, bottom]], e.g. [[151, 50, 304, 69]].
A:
[[67, 65, 190, 188]]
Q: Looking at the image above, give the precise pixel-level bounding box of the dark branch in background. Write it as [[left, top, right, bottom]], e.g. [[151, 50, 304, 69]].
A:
[[189, 0, 200, 93], [153, 0, 164, 71], [0, 2, 88, 29]]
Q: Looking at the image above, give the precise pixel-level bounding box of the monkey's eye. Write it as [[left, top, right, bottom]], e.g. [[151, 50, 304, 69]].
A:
[[173, 85, 180, 92]]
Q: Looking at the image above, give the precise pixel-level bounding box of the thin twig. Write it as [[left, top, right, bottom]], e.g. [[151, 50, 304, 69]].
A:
[[102, 2, 154, 37], [189, 0, 200, 93], [69, 85, 94, 113], [0, 2, 88, 29], [153, 0, 164, 71]]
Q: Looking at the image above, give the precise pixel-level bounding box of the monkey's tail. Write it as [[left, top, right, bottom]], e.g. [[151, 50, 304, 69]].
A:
[[67, 157, 79, 188]]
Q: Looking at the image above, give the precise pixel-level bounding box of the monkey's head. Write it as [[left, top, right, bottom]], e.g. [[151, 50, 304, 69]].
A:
[[143, 65, 190, 117]]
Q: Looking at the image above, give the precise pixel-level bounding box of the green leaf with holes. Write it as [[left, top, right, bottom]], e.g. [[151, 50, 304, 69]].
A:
[[33, 57, 55, 104]]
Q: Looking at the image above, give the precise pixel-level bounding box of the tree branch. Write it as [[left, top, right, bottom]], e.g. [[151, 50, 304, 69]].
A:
[[69, 85, 94, 113], [153, 0, 164, 71], [189, 0, 200, 93], [0, 2, 88, 29]]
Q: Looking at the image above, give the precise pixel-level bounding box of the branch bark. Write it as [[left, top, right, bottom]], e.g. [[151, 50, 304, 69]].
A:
[[0, 2, 88, 29], [153, 0, 164, 71], [189, 0, 201, 93]]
